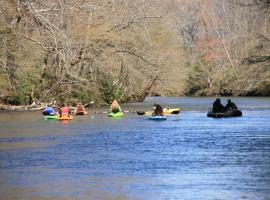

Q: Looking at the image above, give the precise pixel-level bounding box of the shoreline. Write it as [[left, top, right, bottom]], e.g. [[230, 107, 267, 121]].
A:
[[1, 96, 270, 113]]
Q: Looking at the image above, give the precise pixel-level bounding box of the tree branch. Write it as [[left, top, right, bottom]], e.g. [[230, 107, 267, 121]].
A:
[[113, 50, 157, 67]]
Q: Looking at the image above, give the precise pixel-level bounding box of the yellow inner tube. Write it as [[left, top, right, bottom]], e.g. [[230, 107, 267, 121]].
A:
[[143, 108, 180, 116], [58, 115, 73, 120]]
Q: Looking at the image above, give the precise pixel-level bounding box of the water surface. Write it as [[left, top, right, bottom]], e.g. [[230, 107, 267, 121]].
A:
[[0, 97, 270, 200]]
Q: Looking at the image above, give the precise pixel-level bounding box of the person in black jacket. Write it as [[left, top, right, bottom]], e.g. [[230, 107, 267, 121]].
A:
[[225, 99, 238, 110], [213, 98, 226, 112]]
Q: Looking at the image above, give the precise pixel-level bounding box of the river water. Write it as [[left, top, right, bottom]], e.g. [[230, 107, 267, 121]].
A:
[[0, 97, 270, 200]]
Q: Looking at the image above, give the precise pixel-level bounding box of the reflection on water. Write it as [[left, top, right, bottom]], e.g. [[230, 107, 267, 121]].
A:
[[0, 97, 270, 200]]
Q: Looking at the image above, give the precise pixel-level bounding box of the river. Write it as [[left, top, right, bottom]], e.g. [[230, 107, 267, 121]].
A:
[[0, 97, 270, 200]]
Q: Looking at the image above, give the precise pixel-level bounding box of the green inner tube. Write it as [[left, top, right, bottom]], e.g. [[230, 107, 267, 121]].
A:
[[44, 115, 58, 120], [108, 112, 124, 117]]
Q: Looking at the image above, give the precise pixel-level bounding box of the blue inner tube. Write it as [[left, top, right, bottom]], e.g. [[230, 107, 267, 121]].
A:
[[149, 115, 167, 120]]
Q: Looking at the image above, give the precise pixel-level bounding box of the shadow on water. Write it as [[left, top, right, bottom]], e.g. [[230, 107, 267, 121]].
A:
[[0, 97, 270, 200]]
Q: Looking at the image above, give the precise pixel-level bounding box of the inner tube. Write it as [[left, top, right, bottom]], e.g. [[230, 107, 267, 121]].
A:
[[207, 110, 242, 118], [163, 108, 180, 114], [149, 115, 167, 120], [108, 112, 124, 118], [58, 115, 73, 120], [137, 108, 180, 116], [44, 115, 58, 120]]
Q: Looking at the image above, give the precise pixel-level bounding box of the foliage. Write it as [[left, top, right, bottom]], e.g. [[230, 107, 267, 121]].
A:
[[0, 0, 270, 106], [181, 0, 270, 96], [257, 81, 270, 96], [185, 61, 212, 96], [0, 0, 186, 105]]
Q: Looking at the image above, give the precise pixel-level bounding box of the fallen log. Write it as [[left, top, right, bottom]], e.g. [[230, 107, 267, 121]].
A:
[[0, 103, 46, 111], [0, 101, 94, 112], [0, 103, 79, 112], [0, 101, 55, 112]]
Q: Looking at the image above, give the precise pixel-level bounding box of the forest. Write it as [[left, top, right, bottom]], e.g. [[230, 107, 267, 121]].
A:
[[0, 0, 269, 106]]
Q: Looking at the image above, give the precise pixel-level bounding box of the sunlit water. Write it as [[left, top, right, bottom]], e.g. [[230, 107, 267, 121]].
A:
[[0, 97, 270, 200]]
